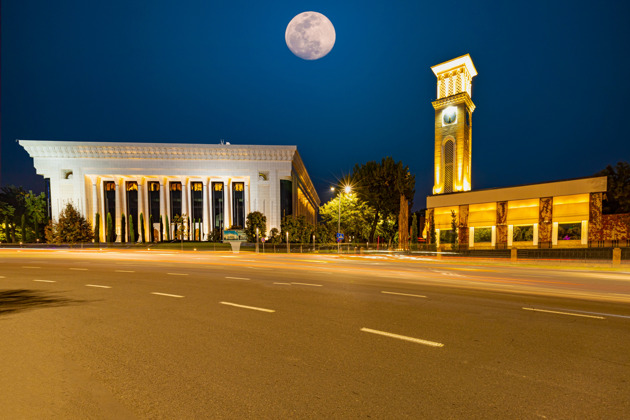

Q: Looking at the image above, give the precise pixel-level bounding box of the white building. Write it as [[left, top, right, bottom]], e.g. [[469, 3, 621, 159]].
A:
[[19, 140, 320, 242]]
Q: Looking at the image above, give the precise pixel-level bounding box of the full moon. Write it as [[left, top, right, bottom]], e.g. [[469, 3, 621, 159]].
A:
[[285, 11, 336, 60]]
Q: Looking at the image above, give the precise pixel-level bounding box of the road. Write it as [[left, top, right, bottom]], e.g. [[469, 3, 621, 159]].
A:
[[1, 249, 629, 419]]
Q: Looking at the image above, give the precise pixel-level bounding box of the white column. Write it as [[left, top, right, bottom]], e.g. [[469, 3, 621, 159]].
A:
[[165, 180, 172, 238], [181, 178, 189, 240], [507, 225, 513, 247], [491, 226, 496, 247], [533, 223, 539, 246], [202, 180, 209, 240], [552, 222, 558, 246], [469, 227, 474, 248], [91, 178, 98, 222], [121, 179, 127, 241], [159, 180, 166, 241], [100, 180, 106, 239], [224, 180, 231, 229], [581, 220, 588, 245], [114, 180, 121, 242], [137, 179, 144, 243]]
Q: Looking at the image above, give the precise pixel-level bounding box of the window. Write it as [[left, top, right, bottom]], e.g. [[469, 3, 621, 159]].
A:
[[126, 182, 138, 242], [280, 180, 293, 219], [191, 182, 203, 224], [558, 223, 581, 240], [232, 182, 245, 229], [104, 181, 116, 219], [513, 225, 533, 242], [170, 182, 182, 219], [443, 140, 454, 193], [212, 182, 224, 233], [148, 182, 160, 225], [474, 227, 492, 243]]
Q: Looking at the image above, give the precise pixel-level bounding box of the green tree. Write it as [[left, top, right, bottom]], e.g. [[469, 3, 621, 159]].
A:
[[45, 203, 93, 244], [24, 191, 47, 242], [280, 215, 314, 243], [597, 161, 630, 214], [411, 213, 418, 244], [319, 192, 375, 242], [350, 157, 415, 242], [94, 213, 100, 243], [140, 213, 146, 243], [245, 211, 267, 242], [121, 214, 126, 243], [106, 212, 114, 243], [129, 215, 135, 243], [0, 185, 28, 243], [165, 215, 170, 241], [269, 227, 282, 244]]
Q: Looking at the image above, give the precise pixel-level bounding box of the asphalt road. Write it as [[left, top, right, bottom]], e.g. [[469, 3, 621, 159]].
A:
[[1, 249, 629, 419]]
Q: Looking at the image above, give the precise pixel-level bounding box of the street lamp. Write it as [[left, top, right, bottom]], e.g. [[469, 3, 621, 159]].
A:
[[334, 185, 351, 253]]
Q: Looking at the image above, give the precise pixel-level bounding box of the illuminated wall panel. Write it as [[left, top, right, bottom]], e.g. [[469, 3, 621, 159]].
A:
[[468, 202, 496, 227], [553, 194, 589, 223], [506, 198, 539, 225], [434, 206, 458, 230]]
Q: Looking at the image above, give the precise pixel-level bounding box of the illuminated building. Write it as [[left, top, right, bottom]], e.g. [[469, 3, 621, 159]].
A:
[[426, 55, 624, 249], [19, 140, 319, 242]]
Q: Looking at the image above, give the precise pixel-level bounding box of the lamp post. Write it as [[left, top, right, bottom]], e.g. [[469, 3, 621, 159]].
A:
[[286, 231, 290, 254], [255, 227, 259, 253], [333, 185, 351, 254]]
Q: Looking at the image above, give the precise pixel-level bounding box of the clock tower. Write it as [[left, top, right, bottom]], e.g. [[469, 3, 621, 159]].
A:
[[431, 54, 477, 195]]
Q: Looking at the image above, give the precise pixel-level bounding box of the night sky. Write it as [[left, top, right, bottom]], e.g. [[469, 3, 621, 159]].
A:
[[2, 1, 629, 210]]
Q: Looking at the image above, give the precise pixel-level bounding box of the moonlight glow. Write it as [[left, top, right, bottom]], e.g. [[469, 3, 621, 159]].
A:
[[285, 11, 336, 60]]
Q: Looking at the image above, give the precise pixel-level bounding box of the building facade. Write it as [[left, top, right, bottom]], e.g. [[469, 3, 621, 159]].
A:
[[425, 55, 625, 249], [19, 140, 320, 242]]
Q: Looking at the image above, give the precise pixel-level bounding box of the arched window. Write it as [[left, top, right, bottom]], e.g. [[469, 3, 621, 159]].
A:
[[443, 140, 454, 193]]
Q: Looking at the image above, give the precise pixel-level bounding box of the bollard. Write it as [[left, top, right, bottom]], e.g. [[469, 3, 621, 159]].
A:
[[511, 247, 517, 262], [613, 247, 621, 266]]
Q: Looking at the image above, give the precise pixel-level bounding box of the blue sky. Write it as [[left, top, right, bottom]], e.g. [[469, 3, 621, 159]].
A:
[[2, 0, 630, 209]]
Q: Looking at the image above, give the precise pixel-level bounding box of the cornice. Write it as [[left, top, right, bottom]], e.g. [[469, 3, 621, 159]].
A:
[[18, 140, 297, 162], [431, 92, 476, 112]]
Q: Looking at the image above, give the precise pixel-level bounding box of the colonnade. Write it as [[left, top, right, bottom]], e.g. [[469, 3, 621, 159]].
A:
[[90, 176, 249, 242]]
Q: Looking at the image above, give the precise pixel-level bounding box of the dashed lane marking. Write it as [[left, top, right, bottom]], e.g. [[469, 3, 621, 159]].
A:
[[226, 276, 250, 280], [22, 266, 41, 269], [291, 282, 323, 287], [361, 328, 444, 347], [69, 268, 88, 271], [151, 292, 184, 298], [33, 279, 55, 283], [381, 291, 427, 298], [167, 273, 189, 276], [220, 301, 275, 313], [273, 282, 292, 285], [86, 284, 112, 289], [522, 307, 605, 319], [115, 270, 135, 273]]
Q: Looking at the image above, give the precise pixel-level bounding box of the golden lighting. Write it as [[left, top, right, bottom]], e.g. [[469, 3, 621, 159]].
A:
[[105, 181, 116, 191], [553, 194, 589, 205], [234, 183, 244, 192], [214, 183, 223, 191], [126, 182, 138, 191], [170, 182, 182, 191], [149, 182, 159, 192], [192, 182, 203, 192]]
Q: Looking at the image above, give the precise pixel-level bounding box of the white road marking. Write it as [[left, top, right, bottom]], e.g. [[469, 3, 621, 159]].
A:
[[0, 276, 5, 278], [522, 307, 605, 319], [33, 279, 55, 283], [167, 273, 188, 276], [22, 266, 41, 269], [291, 282, 322, 287], [69, 268, 88, 271], [115, 270, 135, 273], [361, 328, 444, 347], [381, 291, 427, 298], [226, 276, 250, 280], [220, 301, 275, 313], [151, 292, 184, 298], [273, 282, 292, 285], [86, 284, 111, 289]]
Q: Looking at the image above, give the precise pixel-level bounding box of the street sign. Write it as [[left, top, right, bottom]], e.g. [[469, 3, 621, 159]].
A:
[[336, 233, 344, 242]]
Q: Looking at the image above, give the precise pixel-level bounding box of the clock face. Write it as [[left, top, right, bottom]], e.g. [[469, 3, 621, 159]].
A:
[[443, 107, 457, 125]]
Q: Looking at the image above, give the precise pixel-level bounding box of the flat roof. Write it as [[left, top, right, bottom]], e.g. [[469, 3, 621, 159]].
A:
[[427, 176, 607, 208], [431, 54, 477, 77]]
